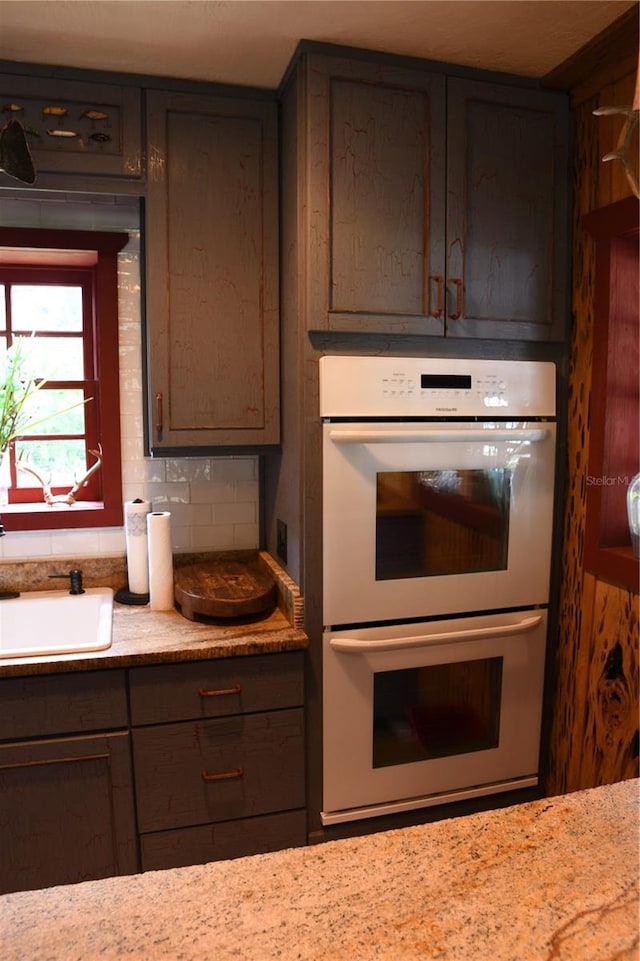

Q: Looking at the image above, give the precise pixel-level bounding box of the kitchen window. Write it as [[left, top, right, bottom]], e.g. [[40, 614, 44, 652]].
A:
[[0, 227, 128, 532]]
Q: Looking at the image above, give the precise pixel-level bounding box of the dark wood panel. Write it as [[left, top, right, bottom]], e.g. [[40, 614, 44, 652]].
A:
[[128, 651, 304, 726], [0, 732, 138, 894], [546, 61, 639, 797], [132, 708, 305, 832], [0, 669, 128, 741], [140, 809, 306, 872]]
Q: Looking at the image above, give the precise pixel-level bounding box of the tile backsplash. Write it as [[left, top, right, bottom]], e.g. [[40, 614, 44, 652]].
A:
[[0, 191, 259, 561]]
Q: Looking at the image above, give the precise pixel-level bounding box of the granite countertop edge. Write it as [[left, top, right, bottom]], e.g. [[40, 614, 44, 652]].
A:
[[0, 550, 308, 677], [2, 778, 638, 961]]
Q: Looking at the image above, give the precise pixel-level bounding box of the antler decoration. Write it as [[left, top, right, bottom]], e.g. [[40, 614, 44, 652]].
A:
[[592, 104, 640, 199], [18, 445, 103, 506]]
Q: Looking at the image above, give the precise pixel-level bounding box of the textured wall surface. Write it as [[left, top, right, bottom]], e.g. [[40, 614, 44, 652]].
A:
[[546, 59, 639, 795]]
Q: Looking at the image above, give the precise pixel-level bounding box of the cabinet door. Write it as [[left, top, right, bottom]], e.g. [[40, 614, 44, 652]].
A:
[[145, 89, 279, 452], [0, 732, 138, 894], [446, 78, 569, 341], [305, 55, 446, 334]]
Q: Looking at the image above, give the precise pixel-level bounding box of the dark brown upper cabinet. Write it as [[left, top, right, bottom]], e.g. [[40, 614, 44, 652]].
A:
[[293, 52, 569, 341], [145, 89, 279, 453]]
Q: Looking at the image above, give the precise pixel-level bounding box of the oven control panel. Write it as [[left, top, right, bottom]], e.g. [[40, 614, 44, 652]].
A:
[[320, 356, 556, 418]]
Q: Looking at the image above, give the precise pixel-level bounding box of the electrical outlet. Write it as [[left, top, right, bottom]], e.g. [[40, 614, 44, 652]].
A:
[[276, 519, 288, 563]]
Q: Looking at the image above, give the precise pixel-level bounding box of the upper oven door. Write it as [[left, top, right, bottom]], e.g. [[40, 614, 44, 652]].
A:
[[322, 420, 556, 625]]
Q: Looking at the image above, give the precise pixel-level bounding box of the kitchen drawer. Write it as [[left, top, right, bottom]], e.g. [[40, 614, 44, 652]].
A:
[[132, 708, 305, 832], [128, 651, 304, 726], [0, 670, 128, 741], [139, 809, 307, 872]]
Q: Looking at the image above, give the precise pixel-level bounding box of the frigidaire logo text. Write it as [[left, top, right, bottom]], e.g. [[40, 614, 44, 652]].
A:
[[436, 406, 458, 412]]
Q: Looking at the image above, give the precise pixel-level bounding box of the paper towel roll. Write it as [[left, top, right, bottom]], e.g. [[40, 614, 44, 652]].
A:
[[147, 511, 174, 611], [124, 499, 151, 595]]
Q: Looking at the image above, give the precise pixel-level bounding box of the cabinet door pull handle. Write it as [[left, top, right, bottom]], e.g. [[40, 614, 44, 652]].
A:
[[198, 683, 242, 697], [430, 274, 444, 319], [201, 765, 244, 782], [155, 391, 163, 439], [449, 277, 464, 320]]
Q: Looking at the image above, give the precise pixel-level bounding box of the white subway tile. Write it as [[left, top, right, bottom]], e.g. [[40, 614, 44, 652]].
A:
[[148, 483, 191, 506], [213, 501, 256, 525], [191, 481, 234, 505], [233, 523, 260, 548], [211, 457, 257, 483], [98, 528, 126, 553], [191, 523, 234, 550], [0, 533, 54, 559], [166, 459, 212, 483]]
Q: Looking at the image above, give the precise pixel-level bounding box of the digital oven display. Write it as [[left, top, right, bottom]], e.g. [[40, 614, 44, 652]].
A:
[[420, 374, 473, 389]]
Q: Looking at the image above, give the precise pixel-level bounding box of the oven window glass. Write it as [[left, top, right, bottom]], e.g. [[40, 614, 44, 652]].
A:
[[376, 469, 511, 580], [372, 657, 503, 768]]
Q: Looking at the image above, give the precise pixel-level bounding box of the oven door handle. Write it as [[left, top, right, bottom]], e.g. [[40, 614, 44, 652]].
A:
[[328, 614, 544, 653], [327, 428, 550, 444]]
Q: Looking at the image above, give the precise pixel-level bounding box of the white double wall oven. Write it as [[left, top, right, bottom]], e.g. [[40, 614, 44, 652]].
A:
[[320, 356, 557, 824]]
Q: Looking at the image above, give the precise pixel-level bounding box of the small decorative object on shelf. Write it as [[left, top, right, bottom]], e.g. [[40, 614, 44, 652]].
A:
[[627, 473, 640, 559], [18, 445, 103, 507]]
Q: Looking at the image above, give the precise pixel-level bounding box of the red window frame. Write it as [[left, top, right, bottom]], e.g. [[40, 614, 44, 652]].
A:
[[0, 228, 128, 532]]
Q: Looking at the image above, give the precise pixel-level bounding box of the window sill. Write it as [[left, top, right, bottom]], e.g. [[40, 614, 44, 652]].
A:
[[0, 501, 123, 532]]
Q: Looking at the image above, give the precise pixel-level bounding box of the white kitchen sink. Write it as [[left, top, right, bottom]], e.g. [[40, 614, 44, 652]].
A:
[[0, 587, 114, 659]]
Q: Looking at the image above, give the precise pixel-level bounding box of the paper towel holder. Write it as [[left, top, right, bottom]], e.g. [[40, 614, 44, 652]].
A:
[[115, 586, 150, 606]]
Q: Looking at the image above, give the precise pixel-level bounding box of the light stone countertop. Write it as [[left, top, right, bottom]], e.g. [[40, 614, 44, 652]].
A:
[[0, 550, 308, 677], [1, 779, 638, 961]]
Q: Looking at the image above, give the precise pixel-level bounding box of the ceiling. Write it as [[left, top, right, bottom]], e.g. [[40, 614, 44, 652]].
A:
[[0, 0, 636, 90]]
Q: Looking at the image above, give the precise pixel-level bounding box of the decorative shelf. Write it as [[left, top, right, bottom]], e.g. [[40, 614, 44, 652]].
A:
[[583, 195, 639, 592]]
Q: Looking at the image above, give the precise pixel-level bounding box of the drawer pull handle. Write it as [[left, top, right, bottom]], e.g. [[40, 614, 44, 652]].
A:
[[201, 766, 244, 782], [198, 683, 241, 698]]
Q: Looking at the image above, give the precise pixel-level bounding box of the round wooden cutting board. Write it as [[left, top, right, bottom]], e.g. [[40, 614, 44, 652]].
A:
[[174, 558, 277, 621]]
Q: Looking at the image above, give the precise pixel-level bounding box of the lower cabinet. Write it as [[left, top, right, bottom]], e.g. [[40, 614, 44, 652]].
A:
[[0, 670, 137, 894], [0, 651, 306, 892], [129, 651, 307, 872]]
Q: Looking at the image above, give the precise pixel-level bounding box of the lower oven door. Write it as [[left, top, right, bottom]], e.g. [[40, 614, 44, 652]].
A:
[[322, 609, 547, 825]]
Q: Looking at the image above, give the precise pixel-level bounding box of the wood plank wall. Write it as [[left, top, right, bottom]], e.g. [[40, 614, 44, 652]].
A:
[[545, 21, 639, 795]]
